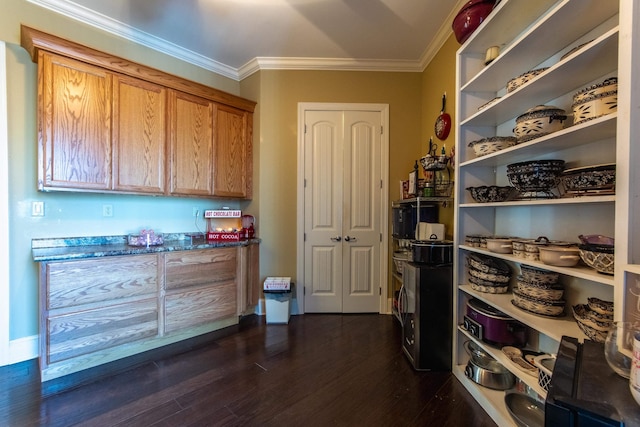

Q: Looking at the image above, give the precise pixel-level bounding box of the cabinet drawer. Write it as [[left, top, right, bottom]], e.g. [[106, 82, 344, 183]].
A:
[[165, 281, 237, 333], [164, 247, 237, 290], [47, 298, 158, 364], [46, 254, 159, 309]]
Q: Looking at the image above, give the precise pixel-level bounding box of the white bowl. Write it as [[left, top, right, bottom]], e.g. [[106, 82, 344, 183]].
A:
[[539, 246, 581, 267], [513, 105, 567, 143]]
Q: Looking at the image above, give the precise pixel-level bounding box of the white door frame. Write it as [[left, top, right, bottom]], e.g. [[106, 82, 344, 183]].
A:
[[0, 41, 11, 365], [296, 102, 389, 314]]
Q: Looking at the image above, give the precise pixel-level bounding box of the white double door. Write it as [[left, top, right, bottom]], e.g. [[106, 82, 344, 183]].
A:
[[299, 104, 388, 313]]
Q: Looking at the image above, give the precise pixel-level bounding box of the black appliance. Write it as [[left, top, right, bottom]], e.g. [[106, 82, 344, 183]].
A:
[[545, 336, 640, 426], [400, 255, 453, 371], [392, 203, 437, 239]]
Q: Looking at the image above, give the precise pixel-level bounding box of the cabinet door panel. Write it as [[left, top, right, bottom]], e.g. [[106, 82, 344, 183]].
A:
[[169, 90, 214, 196], [46, 254, 158, 309], [164, 247, 237, 290], [40, 52, 112, 190], [47, 299, 158, 363], [113, 75, 166, 193], [165, 282, 237, 333], [213, 104, 249, 198]]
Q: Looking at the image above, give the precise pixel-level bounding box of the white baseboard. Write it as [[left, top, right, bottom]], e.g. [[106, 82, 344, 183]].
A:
[[2, 335, 38, 366]]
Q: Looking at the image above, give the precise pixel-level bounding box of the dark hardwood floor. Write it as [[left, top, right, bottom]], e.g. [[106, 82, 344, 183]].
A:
[[1, 314, 497, 427]]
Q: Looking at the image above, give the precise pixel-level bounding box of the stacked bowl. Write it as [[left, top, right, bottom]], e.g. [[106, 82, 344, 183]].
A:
[[467, 253, 512, 294], [512, 265, 565, 317], [572, 297, 614, 342], [578, 235, 615, 275], [506, 160, 565, 197]]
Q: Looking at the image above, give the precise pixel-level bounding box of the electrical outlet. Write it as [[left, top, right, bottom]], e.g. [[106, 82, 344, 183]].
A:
[[32, 201, 44, 217], [102, 204, 113, 217], [193, 207, 200, 217]]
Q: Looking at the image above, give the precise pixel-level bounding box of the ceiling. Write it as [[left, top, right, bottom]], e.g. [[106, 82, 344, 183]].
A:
[[27, 0, 467, 81]]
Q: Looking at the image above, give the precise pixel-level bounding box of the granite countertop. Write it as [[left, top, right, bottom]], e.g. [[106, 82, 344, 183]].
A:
[[32, 233, 260, 262]]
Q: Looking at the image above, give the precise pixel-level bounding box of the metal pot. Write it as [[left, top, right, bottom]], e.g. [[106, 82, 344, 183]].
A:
[[464, 341, 516, 390], [410, 239, 453, 265]]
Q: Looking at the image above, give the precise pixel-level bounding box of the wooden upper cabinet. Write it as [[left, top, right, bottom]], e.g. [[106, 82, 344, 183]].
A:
[[213, 104, 252, 198], [168, 90, 215, 196], [112, 75, 166, 194], [39, 52, 112, 191], [22, 25, 255, 199]]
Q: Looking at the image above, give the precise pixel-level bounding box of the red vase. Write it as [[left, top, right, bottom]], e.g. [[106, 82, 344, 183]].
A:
[[452, 0, 497, 44]]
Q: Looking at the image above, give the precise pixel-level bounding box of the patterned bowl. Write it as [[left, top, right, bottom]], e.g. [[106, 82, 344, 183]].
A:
[[579, 244, 615, 275], [516, 276, 564, 301], [468, 136, 517, 157], [466, 185, 518, 203], [506, 160, 565, 193], [520, 265, 559, 285], [513, 105, 567, 143], [512, 290, 565, 317], [506, 68, 549, 93], [467, 253, 511, 275], [587, 297, 614, 315], [572, 304, 613, 332], [560, 163, 616, 195], [469, 276, 509, 294], [572, 77, 618, 125]]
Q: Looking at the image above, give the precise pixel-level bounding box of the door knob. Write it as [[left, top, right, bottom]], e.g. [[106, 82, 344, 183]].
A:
[[330, 236, 342, 242], [344, 236, 357, 242]]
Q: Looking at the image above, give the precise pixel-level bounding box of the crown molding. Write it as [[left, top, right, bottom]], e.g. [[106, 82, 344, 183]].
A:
[[26, 0, 239, 80], [238, 57, 423, 80], [27, 0, 459, 82], [418, 0, 467, 69]]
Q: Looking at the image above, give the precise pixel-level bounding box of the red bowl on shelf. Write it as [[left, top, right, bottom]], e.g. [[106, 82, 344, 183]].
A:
[[452, 0, 497, 44]]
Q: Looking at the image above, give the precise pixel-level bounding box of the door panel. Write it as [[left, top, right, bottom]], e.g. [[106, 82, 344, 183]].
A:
[[304, 109, 382, 313], [304, 112, 343, 312], [342, 116, 381, 312]]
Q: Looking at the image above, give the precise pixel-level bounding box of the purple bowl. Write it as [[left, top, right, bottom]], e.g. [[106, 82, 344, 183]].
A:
[[578, 235, 615, 246]]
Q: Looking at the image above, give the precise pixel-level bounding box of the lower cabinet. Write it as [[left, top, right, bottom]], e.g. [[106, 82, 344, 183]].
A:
[[38, 245, 258, 382], [164, 248, 238, 333]]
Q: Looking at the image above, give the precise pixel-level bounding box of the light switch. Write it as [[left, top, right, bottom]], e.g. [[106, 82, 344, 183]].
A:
[[32, 201, 44, 217]]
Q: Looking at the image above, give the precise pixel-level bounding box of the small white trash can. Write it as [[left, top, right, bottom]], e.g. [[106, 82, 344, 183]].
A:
[[264, 288, 292, 324]]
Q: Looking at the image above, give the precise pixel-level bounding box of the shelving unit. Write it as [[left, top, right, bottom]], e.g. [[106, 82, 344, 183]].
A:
[[391, 195, 452, 321], [452, 0, 637, 425]]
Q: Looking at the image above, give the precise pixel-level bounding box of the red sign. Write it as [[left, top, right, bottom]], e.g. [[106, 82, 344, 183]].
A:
[[207, 232, 241, 241], [204, 210, 242, 218]]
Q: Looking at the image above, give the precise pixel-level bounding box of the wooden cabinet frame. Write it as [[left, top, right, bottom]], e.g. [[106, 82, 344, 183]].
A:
[[21, 25, 255, 199]]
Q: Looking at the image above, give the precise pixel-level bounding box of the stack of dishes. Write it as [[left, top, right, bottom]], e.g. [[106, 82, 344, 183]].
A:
[[572, 298, 614, 342], [512, 266, 565, 317], [467, 253, 512, 294]]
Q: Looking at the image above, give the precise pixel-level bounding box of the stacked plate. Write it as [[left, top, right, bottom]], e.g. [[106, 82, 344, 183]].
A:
[[572, 298, 614, 342], [467, 253, 512, 294], [512, 266, 565, 317]]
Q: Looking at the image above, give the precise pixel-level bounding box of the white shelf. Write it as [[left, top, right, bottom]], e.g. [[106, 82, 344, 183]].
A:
[[458, 327, 547, 398], [453, 1, 625, 424], [461, 28, 618, 123], [452, 365, 521, 427], [459, 195, 615, 209], [459, 113, 617, 168], [460, 285, 586, 343], [459, 246, 615, 287]]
